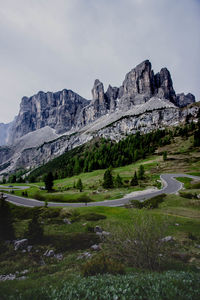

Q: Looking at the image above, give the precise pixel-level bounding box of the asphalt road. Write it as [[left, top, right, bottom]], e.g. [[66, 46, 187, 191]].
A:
[[3, 173, 200, 208]]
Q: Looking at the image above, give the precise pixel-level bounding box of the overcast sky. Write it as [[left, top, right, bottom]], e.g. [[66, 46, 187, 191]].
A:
[[0, 0, 200, 123]]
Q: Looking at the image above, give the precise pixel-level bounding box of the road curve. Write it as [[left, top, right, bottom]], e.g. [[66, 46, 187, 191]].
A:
[[3, 174, 200, 208]]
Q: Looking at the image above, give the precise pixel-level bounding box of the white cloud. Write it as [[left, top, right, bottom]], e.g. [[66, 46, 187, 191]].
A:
[[0, 0, 199, 123]]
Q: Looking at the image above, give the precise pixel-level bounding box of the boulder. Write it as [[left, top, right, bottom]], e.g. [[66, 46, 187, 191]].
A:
[[63, 218, 71, 225], [77, 252, 92, 260], [161, 236, 174, 243], [54, 253, 63, 261], [27, 245, 33, 252], [43, 249, 55, 257], [90, 244, 101, 251], [94, 226, 102, 233], [14, 239, 28, 251]]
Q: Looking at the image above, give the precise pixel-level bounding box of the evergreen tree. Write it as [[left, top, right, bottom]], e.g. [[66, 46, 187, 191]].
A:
[[138, 165, 145, 180], [44, 172, 54, 192], [74, 157, 81, 175], [130, 171, 138, 186], [133, 150, 139, 161], [163, 151, 167, 161], [0, 193, 15, 241], [115, 174, 123, 188], [194, 130, 200, 147], [76, 178, 83, 192], [27, 210, 43, 243], [103, 168, 113, 188]]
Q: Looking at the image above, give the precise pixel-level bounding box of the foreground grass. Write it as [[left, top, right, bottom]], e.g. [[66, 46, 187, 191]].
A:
[[1, 271, 200, 300], [1, 189, 200, 299]]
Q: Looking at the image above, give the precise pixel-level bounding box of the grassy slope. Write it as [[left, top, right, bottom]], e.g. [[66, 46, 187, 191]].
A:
[[0, 134, 200, 298]]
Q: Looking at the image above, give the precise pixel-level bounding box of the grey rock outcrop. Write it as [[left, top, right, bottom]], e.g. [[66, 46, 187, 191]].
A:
[[154, 68, 176, 104], [176, 93, 195, 107], [118, 60, 155, 107], [8, 89, 89, 144], [0, 59, 198, 174], [14, 239, 28, 251]]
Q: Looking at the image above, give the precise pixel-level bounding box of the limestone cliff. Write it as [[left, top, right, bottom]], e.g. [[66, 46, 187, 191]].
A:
[[0, 59, 197, 174]]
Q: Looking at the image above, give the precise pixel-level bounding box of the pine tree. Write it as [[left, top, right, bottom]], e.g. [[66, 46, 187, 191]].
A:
[[130, 171, 138, 186], [163, 151, 167, 161], [103, 168, 113, 189], [138, 165, 145, 180], [0, 194, 15, 241], [76, 178, 83, 192], [74, 158, 81, 175], [115, 174, 123, 188], [194, 130, 200, 147], [44, 172, 54, 192]]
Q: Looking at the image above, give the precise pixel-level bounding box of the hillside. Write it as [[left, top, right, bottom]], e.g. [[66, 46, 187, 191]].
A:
[[0, 133, 200, 299]]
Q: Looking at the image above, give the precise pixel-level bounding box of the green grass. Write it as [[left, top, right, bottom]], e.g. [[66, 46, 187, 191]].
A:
[[0, 136, 200, 298], [2, 155, 161, 203], [176, 177, 193, 189], [1, 271, 200, 300]]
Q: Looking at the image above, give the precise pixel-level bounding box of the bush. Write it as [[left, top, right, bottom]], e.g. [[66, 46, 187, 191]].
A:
[[81, 254, 125, 276], [179, 192, 197, 199], [191, 182, 200, 189], [70, 209, 81, 222], [51, 232, 99, 251], [130, 194, 166, 209], [105, 212, 169, 270], [82, 213, 106, 221], [76, 195, 93, 203]]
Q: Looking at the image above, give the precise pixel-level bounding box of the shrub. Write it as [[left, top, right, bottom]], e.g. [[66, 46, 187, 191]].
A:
[[130, 194, 166, 209], [82, 212, 106, 221], [143, 194, 166, 208], [52, 232, 99, 251], [70, 209, 81, 222], [130, 199, 143, 209], [179, 192, 197, 199], [81, 254, 125, 276], [105, 212, 169, 270], [77, 195, 93, 203], [191, 181, 200, 189]]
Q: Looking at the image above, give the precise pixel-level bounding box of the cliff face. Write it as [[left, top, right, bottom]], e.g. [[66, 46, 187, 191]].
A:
[[0, 59, 197, 174], [8, 89, 90, 143], [78, 60, 195, 127], [2, 60, 196, 145]]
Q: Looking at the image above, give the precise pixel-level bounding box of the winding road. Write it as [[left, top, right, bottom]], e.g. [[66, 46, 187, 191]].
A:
[[3, 174, 200, 208]]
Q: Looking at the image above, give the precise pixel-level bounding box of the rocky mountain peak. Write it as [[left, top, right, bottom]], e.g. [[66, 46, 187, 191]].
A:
[[8, 89, 90, 143], [0, 59, 196, 149], [118, 59, 154, 101], [154, 68, 176, 103], [92, 79, 105, 102]]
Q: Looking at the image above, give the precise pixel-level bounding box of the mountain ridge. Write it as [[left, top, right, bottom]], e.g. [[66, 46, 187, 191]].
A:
[[0, 59, 198, 175]]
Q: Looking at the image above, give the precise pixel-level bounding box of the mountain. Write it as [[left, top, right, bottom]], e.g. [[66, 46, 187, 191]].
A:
[[0, 59, 198, 175]]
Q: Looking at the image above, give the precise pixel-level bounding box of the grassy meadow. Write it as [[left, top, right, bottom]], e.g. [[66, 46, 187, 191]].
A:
[[0, 133, 200, 299]]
